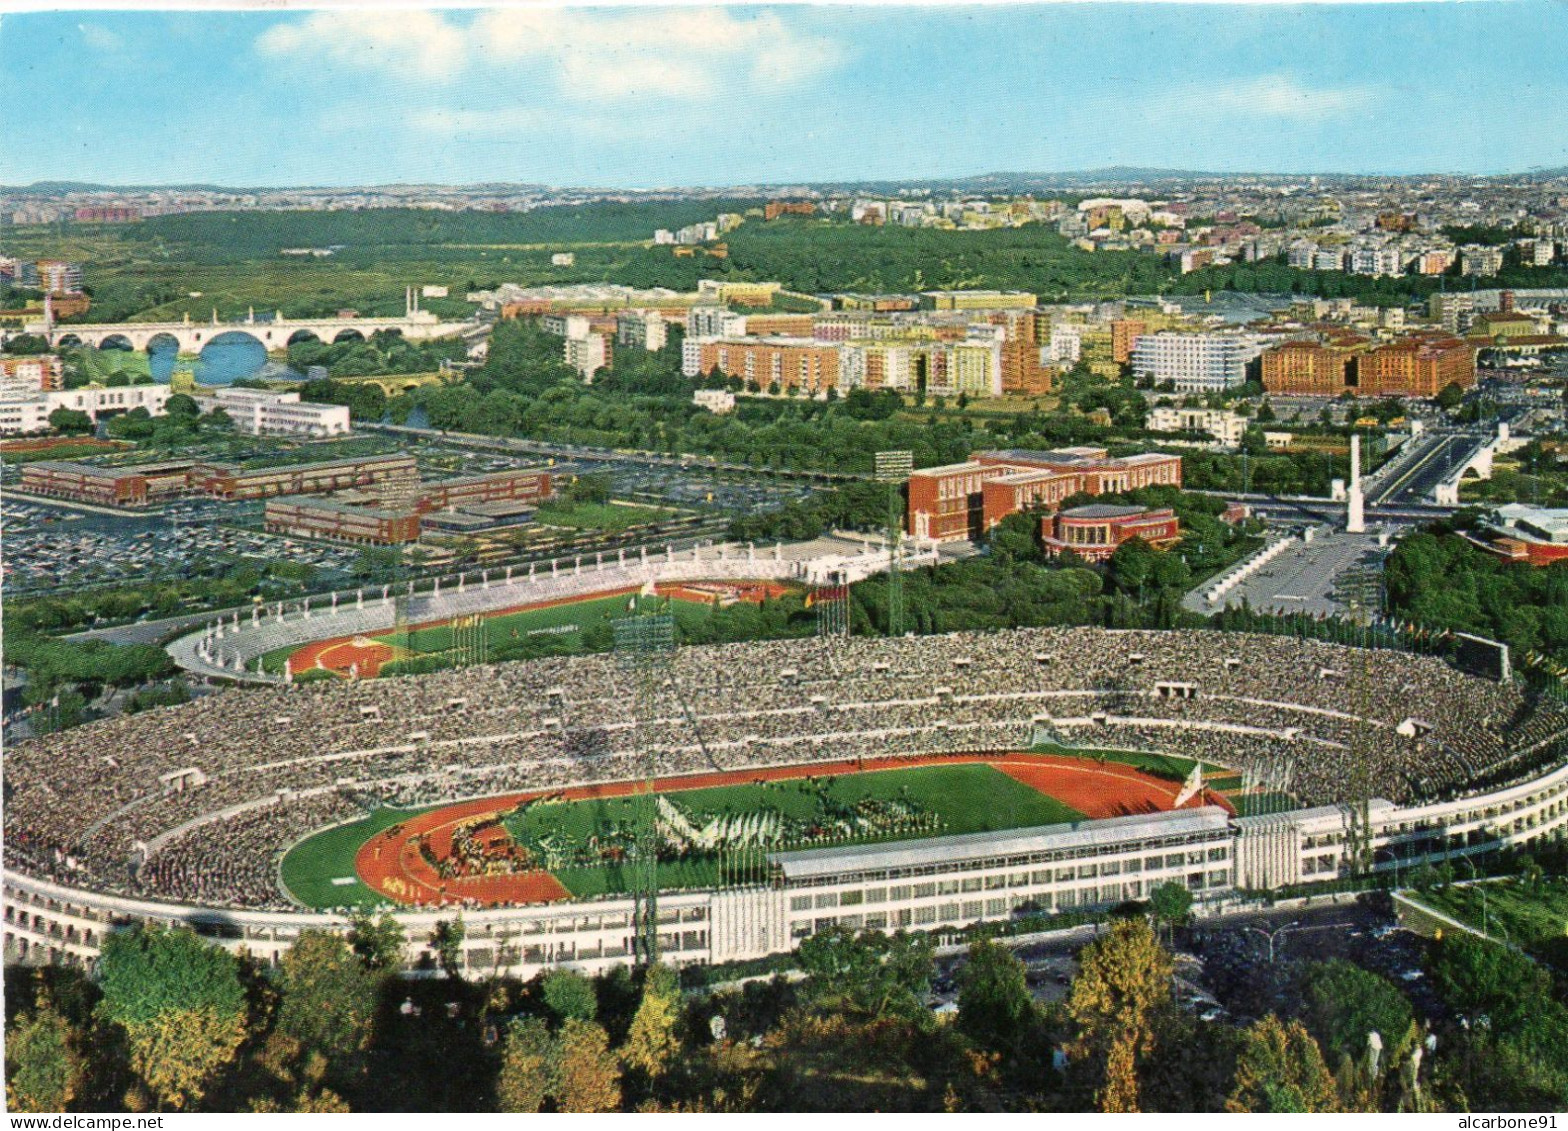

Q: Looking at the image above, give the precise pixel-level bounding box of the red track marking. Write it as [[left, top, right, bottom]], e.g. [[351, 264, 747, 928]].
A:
[[284, 580, 796, 679], [350, 751, 1224, 908]]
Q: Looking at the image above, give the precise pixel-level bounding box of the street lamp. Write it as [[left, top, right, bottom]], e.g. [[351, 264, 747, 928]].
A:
[[1458, 856, 1490, 939], [1243, 920, 1300, 964], [1375, 847, 1402, 890]]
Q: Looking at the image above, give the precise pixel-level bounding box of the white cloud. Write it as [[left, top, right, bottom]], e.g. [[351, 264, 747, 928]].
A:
[[1157, 74, 1376, 121], [256, 10, 468, 81], [78, 23, 122, 52], [255, 7, 843, 101]]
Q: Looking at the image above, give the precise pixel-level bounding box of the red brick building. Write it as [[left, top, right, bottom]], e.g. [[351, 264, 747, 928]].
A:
[[906, 448, 1183, 543], [1040, 504, 1181, 562]]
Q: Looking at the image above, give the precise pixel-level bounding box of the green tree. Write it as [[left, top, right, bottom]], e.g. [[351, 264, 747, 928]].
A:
[[1297, 960, 1413, 1071], [496, 1016, 554, 1113], [542, 968, 599, 1023], [428, 918, 466, 978], [5, 1000, 82, 1113], [277, 930, 379, 1064], [48, 407, 94, 435], [94, 926, 249, 1111], [163, 392, 201, 419], [956, 938, 1035, 1056], [797, 926, 933, 1020], [1226, 1016, 1339, 1113], [1148, 881, 1193, 942], [346, 912, 406, 972]]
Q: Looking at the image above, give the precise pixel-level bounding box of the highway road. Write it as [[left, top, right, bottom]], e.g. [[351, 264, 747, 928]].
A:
[[1367, 431, 1486, 507]]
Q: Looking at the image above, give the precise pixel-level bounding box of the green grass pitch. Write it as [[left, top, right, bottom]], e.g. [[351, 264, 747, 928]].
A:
[[375, 591, 717, 655], [278, 762, 1085, 908]]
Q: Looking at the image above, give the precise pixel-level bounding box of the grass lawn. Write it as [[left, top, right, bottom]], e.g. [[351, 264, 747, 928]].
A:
[[1030, 742, 1228, 782], [531, 500, 674, 533], [279, 807, 418, 910], [376, 591, 714, 656], [507, 763, 1084, 898], [1417, 877, 1568, 957]]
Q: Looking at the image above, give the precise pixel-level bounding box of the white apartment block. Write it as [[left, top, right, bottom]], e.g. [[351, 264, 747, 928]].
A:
[[0, 398, 52, 435], [616, 310, 668, 352], [0, 383, 176, 436], [1462, 245, 1506, 277], [564, 333, 608, 381], [1130, 332, 1263, 393], [686, 306, 746, 339], [1146, 406, 1248, 447], [207, 388, 351, 438]]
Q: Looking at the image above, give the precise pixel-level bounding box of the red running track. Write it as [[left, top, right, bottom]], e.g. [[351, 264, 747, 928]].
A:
[[351, 751, 1231, 909]]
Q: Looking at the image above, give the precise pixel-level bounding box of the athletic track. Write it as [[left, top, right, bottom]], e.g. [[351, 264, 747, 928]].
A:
[[349, 751, 1232, 909]]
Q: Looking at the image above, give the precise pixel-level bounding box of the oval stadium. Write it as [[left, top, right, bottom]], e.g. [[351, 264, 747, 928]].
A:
[[8, 588, 1568, 977]]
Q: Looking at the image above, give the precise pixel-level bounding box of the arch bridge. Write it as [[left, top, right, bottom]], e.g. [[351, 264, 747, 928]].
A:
[[18, 313, 479, 355]]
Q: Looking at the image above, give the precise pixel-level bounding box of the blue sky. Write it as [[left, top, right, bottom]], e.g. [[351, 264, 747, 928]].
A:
[[3, 2, 1566, 187]]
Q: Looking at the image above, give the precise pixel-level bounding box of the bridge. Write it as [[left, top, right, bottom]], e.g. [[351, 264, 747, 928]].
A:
[[14, 311, 480, 355]]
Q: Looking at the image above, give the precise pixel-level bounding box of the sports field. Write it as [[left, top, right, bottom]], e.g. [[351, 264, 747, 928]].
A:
[[280, 749, 1233, 910], [276, 581, 800, 678]]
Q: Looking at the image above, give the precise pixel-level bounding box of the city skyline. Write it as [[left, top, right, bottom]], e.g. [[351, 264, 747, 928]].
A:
[[3, 2, 1567, 189]]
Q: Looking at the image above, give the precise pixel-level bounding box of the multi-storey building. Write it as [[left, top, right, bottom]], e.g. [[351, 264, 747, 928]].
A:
[[1129, 332, 1263, 393], [1356, 333, 1474, 398], [207, 388, 351, 438], [0, 354, 64, 391], [1145, 406, 1248, 446], [918, 290, 1037, 312], [1260, 338, 1364, 396], [615, 310, 668, 352], [906, 448, 1182, 542], [687, 337, 842, 396], [1461, 245, 1506, 277]]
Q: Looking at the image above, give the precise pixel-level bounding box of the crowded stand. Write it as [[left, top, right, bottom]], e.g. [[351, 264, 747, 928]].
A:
[[6, 627, 1566, 910]]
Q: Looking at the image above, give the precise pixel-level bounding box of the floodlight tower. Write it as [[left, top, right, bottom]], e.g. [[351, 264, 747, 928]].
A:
[[614, 607, 676, 967], [875, 450, 914, 638]]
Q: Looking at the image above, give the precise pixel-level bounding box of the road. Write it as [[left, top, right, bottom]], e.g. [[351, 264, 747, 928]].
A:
[[1367, 431, 1487, 507]]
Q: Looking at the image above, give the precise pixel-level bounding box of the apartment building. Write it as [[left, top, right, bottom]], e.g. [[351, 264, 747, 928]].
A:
[[1130, 332, 1263, 393], [207, 388, 351, 438]]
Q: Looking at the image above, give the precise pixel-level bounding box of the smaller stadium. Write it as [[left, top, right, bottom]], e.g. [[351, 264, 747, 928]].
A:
[[273, 581, 802, 679], [280, 748, 1240, 910]]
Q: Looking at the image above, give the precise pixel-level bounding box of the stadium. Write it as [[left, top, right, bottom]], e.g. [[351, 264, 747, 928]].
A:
[[7, 547, 1568, 976]]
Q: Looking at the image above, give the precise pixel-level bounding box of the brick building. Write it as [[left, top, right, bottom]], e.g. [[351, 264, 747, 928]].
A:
[[1040, 504, 1181, 562], [906, 448, 1182, 542]]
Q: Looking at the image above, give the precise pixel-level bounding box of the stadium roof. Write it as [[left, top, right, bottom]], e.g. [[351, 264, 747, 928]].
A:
[[769, 806, 1231, 880]]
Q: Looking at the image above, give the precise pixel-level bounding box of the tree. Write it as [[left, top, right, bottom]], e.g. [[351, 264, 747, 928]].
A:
[[553, 1019, 622, 1113], [1107, 537, 1157, 600], [1067, 917, 1173, 1112], [164, 392, 200, 419], [346, 912, 405, 972], [1436, 381, 1465, 411], [1226, 1016, 1339, 1113], [95, 926, 249, 1111], [277, 930, 379, 1064], [5, 1000, 82, 1113], [797, 926, 932, 1020], [428, 918, 466, 978], [48, 407, 94, 435], [542, 968, 599, 1023], [956, 939, 1035, 1056], [622, 964, 681, 1083], [1148, 881, 1193, 941], [497, 1016, 554, 1113], [1297, 960, 1413, 1071]]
